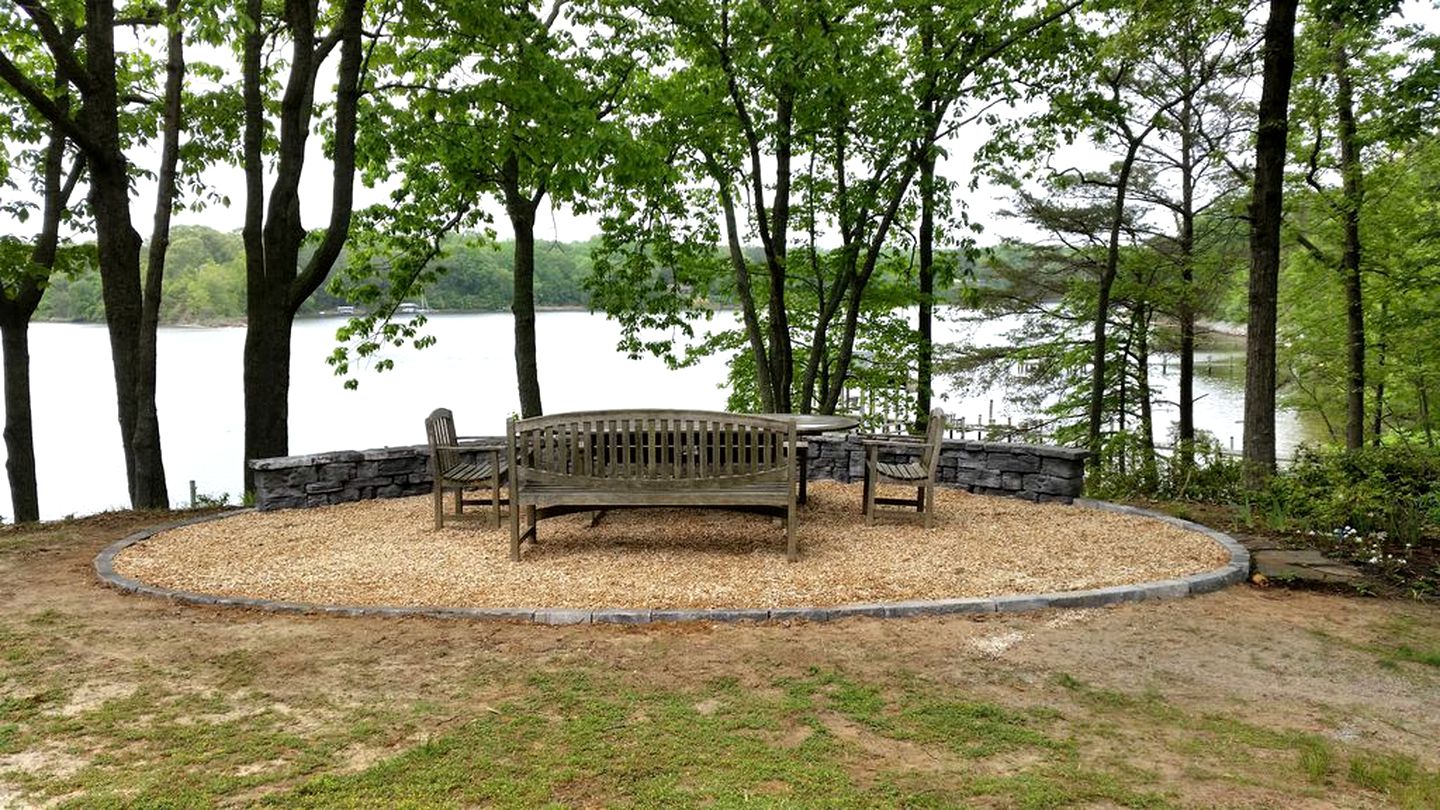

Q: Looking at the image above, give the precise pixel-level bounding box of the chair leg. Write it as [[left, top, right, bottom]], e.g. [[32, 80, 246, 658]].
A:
[[923, 483, 933, 529], [915, 486, 924, 512], [491, 468, 502, 529], [864, 470, 877, 526], [433, 483, 444, 530]]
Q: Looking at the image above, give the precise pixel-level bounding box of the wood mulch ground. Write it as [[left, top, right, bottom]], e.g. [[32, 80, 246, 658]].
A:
[[112, 481, 1229, 610]]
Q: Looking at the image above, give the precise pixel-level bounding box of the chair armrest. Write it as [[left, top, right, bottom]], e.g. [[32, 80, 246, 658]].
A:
[[858, 434, 926, 448], [454, 437, 505, 450], [436, 443, 502, 454]]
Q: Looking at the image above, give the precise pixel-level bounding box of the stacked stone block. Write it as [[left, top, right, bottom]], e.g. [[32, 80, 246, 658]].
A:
[[250, 435, 1087, 511]]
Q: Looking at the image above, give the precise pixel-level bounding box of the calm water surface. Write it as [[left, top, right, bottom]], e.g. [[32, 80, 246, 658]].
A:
[[2, 309, 1312, 520]]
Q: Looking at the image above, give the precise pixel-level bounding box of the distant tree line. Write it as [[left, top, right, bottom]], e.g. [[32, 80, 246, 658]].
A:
[[34, 227, 601, 324]]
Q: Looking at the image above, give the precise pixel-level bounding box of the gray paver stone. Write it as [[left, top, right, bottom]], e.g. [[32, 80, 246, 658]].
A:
[[534, 609, 592, 625], [593, 609, 653, 625]]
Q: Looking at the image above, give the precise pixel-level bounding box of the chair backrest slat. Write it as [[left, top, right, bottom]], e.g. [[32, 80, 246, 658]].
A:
[[924, 408, 946, 476], [425, 408, 459, 474]]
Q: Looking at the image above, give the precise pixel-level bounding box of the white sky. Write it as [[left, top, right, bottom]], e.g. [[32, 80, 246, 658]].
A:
[[5, 1, 1437, 248]]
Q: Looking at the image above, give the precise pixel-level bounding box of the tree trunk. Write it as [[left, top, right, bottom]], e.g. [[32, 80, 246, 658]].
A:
[[1371, 314, 1385, 446], [240, 0, 364, 492], [1333, 31, 1365, 451], [1134, 305, 1158, 490], [1243, 0, 1298, 483], [1087, 137, 1144, 471], [917, 142, 936, 433], [765, 92, 794, 413], [1418, 380, 1434, 448], [0, 102, 79, 523], [85, 0, 166, 508], [133, 0, 185, 510], [0, 316, 38, 522], [1177, 96, 1197, 468], [505, 163, 543, 418], [713, 170, 774, 411], [243, 300, 293, 473]]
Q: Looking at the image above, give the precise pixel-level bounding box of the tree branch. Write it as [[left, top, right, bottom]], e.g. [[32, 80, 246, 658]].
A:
[[15, 0, 94, 92], [0, 52, 100, 154]]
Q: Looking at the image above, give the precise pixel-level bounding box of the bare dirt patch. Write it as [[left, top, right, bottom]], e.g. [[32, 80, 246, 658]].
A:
[[112, 483, 1228, 609], [1, 509, 1437, 807]]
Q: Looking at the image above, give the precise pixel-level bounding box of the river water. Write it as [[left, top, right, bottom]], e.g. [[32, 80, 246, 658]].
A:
[[2, 309, 1312, 520]]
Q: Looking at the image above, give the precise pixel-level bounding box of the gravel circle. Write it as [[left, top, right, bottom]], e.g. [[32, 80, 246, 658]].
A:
[[110, 482, 1231, 611]]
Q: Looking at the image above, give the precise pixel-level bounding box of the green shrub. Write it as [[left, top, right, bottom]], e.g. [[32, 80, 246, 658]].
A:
[[1086, 429, 1244, 503], [1280, 445, 1440, 547]]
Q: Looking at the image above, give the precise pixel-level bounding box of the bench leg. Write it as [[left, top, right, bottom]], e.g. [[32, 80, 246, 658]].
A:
[[863, 472, 877, 526], [491, 467, 502, 529], [433, 483, 445, 530], [797, 442, 809, 506]]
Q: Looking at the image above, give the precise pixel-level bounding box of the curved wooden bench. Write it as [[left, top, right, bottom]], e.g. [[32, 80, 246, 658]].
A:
[[506, 410, 799, 561]]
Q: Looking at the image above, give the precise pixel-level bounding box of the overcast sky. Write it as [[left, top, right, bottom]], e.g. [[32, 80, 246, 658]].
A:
[[6, 1, 1437, 248]]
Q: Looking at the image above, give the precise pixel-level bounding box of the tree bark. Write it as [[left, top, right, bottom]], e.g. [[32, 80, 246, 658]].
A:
[[83, 0, 166, 508], [917, 136, 936, 433], [712, 168, 774, 411], [0, 100, 79, 523], [1243, 0, 1298, 483], [1177, 95, 1197, 468], [1086, 135, 1145, 471], [504, 156, 544, 418], [0, 313, 39, 523], [1332, 31, 1366, 451], [133, 0, 185, 510], [241, 0, 364, 491], [1419, 381, 1434, 448]]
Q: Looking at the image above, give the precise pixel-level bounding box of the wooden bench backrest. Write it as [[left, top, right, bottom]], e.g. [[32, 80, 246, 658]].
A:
[[425, 407, 460, 474], [923, 407, 946, 475], [508, 410, 796, 488]]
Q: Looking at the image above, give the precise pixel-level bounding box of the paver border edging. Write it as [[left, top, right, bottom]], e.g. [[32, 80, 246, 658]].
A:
[[94, 499, 1251, 623]]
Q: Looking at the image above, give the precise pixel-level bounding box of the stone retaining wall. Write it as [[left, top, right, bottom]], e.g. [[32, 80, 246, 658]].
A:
[[249, 435, 1088, 512]]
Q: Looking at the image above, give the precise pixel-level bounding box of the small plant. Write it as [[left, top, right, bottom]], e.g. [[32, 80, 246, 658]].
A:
[[191, 491, 231, 509]]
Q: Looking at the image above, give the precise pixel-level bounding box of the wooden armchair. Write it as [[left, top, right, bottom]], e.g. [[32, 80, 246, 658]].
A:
[[861, 408, 946, 528], [424, 407, 508, 529]]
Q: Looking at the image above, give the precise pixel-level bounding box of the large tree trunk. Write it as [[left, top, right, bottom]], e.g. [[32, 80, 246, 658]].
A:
[[241, 0, 364, 491], [1243, 0, 1298, 483], [764, 92, 794, 413], [133, 0, 184, 510], [85, 0, 166, 508], [1333, 32, 1365, 451]]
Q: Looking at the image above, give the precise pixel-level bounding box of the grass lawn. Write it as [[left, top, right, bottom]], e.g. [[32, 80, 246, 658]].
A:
[[1, 511, 1438, 808]]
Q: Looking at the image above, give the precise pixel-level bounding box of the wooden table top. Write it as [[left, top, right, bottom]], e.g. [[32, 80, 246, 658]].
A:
[[759, 413, 861, 435]]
